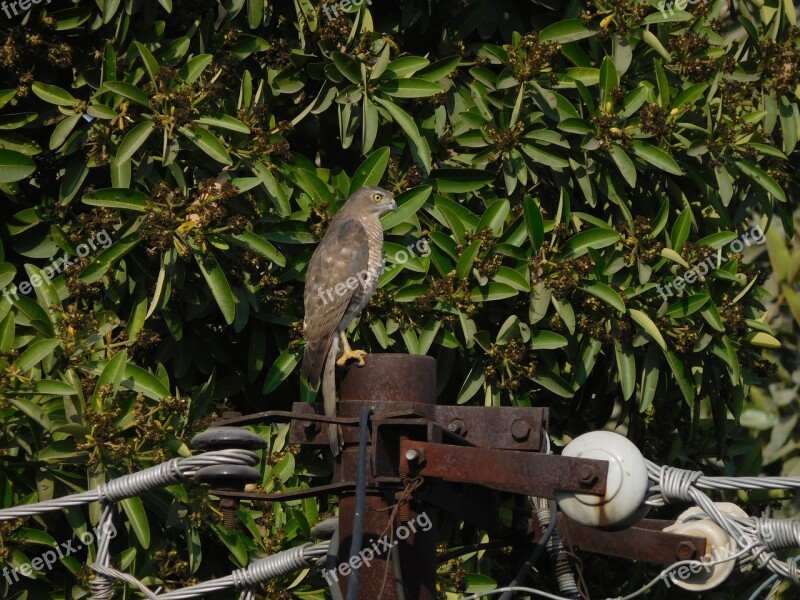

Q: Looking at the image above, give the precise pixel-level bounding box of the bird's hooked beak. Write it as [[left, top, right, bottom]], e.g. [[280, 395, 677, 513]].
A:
[[388, 198, 398, 212]]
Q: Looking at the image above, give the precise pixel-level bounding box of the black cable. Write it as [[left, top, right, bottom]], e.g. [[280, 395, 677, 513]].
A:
[[346, 405, 373, 600], [498, 500, 558, 600]]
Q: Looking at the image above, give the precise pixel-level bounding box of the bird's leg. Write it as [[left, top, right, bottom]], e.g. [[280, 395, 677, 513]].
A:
[[336, 331, 368, 366]]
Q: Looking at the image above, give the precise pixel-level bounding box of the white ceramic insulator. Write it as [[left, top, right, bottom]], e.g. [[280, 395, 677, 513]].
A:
[[555, 431, 649, 529], [661, 502, 747, 591]]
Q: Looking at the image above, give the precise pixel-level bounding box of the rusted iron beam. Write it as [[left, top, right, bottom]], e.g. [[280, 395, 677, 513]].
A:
[[398, 440, 608, 499], [528, 513, 708, 565]]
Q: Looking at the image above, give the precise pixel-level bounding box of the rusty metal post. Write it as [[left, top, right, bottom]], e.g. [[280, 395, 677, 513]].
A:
[[335, 354, 437, 600]]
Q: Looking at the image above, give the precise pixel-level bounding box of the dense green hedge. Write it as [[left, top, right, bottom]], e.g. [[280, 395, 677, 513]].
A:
[[0, 0, 798, 598]]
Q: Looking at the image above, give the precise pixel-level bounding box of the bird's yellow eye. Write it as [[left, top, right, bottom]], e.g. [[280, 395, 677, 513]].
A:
[[372, 193, 382, 202]]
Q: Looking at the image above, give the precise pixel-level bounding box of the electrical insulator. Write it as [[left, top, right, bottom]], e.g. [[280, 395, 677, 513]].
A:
[[556, 431, 649, 529]]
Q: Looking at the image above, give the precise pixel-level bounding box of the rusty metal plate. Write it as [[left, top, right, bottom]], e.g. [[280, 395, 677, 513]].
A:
[[398, 441, 608, 498], [433, 406, 548, 451], [537, 514, 708, 566]]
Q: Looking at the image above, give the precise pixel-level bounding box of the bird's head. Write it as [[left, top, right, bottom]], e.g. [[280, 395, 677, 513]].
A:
[[344, 186, 397, 217]]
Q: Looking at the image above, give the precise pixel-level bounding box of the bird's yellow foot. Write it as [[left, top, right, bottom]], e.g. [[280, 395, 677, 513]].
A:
[[336, 348, 368, 367]]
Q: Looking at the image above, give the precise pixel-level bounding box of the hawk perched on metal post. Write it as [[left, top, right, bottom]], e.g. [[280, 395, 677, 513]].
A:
[[301, 186, 397, 454]]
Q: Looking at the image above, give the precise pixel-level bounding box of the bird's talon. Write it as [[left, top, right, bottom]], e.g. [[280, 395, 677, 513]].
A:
[[336, 349, 368, 367]]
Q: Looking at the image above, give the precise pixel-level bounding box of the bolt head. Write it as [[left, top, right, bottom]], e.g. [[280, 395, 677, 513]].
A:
[[510, 419, 531, 441]]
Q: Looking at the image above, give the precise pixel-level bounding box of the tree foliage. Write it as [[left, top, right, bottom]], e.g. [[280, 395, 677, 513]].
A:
[[0, 0, 798, 598]]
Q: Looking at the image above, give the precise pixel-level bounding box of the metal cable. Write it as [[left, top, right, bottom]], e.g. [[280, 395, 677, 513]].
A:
[[0, 449, 259, 520], [346, 406, 373, 600], [644, 462, 799, 583], [498, 499, 558, 600]]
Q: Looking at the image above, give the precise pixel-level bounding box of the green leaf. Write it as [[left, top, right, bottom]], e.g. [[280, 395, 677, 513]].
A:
[[0, 149, 36, 183], [614, 340, 635, 401], [194, 249, 236, 325], [350, 146, 390, 193], [26, 380, 78, 396], [122, 364, 170, 399], [101, 81, 151, 107], [608, 145, 636, 187], [223, 231, 286, 267], [735, 160, 787, 202], [82, 188, 147, 212], [530, 330, 568, 350], [377, 78, 443, 98], [384, 56, 430, 78], [539, 19, 595, 43], [179, 126, 233, 165], [639, 345, 659, 412], [470, 283, 518, 302], [120, 497, 150, 548], [744, 331, 781, 349], [599, 55, 618, 106], [670, 208, 692, 253], [672, 83, 707, 108], [664, 350, 695, 406], [374, 97, 431, 174], [533, 367, 574, 397], [263, 349, 300, 393], [629, 309, 667, 350], [457, 361, 486, 404], [32, 82, 76, 106], [416, 56, 461, 82], [493, 266, 529, 291], [523, 195, 544, 251], [93, 350, 127, 409], [116, 121, 156, 163], [174, 54, 214, 86], [381, 185, 432, 230], [80, 234, 142, 284], [16, 339, 61, 372], [582, 282, 625, 313], [660, 247, 690, 268], [135, 42, 159, 83], [331, 52, 362, 84], [632, 141, 683, 175], [564, 228, 619, 257], [428, 169, 494, 193], [456, 241, 482, 278], [194, 114, 250, 134], [666, 295, 709, 318]]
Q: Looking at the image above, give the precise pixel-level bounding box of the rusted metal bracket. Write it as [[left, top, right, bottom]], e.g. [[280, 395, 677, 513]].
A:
[[398, 440, 608, 498], [528, 513, 708, 565]]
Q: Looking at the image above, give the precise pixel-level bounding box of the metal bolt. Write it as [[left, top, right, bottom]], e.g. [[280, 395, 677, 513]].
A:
[[677, 541, 697, 560], [405, 447, 426, 465], [448, 419, 466, 436], [578, 466, 598, 486], [220, 497, 239, 529], [510, 419, 531, 441]]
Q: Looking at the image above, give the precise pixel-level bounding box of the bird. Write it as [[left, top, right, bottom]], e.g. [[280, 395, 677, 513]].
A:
[[301, 186, 397, 455]]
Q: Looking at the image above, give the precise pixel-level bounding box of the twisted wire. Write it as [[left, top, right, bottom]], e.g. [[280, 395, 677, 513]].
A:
[[0, 449, 258, 520], [644, 462, 799, 583]]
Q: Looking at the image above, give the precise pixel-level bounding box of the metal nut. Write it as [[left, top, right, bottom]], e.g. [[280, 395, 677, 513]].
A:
[[510, 419, 531, 441], [677, 541, 697, 560], [448, 419, 466, 436]]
